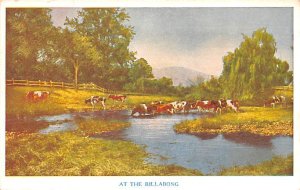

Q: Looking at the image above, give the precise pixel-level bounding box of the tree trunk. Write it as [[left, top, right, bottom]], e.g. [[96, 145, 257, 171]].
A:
[[74, 64, 79, 91]]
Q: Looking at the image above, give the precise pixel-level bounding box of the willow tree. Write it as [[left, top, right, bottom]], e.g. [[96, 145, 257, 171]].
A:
[[65, 8, 135, 89], [220, 28, 292, 100]]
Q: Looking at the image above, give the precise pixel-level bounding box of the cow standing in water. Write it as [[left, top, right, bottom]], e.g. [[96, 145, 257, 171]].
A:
[[85, 96, 106, 109]]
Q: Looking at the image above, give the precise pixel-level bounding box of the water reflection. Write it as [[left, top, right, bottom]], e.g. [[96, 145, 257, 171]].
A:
[[223, 133, 273, 148], [193, 133, 219, 140]]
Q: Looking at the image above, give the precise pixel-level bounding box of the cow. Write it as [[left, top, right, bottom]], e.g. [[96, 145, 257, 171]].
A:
[[225, 99, 240, 112], [26, 91, 50, 102], [108, 94, 127, 102], [172, 101, 190, 113], [274, 95, 286, 107], [85, 96, 106, 109], [131, 104, 148, 116], [193, 100, 222, 113], [156, 104, 174, 114], [264, 95, 286, 108], [264, 98, 277, 108]]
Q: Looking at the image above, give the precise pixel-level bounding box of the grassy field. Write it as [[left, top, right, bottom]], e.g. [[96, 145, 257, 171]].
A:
[[218, 154, 293, 176], [5, 86, 293, 176], [6, 86, 177, 118], [175, 107, 293, 136]]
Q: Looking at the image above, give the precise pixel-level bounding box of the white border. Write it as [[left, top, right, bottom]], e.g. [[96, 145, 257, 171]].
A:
[[0, 1, 299, 190]]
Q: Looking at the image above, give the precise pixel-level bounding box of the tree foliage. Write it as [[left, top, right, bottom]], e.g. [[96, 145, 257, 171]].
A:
[[220, 28, 292, 100], [6, 8, 60, 80], [65, 8, 136, 89]]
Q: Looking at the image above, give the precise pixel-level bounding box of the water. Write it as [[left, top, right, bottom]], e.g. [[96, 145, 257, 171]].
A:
[[36, 110, 293, 174]]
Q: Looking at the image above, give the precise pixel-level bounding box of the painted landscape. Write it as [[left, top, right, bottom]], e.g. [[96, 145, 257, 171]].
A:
[[6, 8, 293, 176]]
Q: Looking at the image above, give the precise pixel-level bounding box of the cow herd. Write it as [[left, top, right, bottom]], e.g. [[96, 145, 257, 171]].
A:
[[25, 90, 288, 117], [131, 99, 240, 116]]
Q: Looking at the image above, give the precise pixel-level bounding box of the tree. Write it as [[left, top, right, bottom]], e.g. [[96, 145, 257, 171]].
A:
[[65, 8, 135, 89], [220, 28, 292, 100], [59, 29, 101, 89], [6, 8, 58, 80]]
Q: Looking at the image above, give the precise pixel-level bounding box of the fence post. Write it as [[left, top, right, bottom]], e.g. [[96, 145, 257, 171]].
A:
[[26, 80, 29, 86], [62, 82, 64, 88], [12, 78, 14, 85], [39, 80, 41, 86]]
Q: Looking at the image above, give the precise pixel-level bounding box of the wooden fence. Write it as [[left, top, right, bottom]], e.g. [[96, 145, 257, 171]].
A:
[[6, 79, 117, 94], [273, 85, 293, 91]]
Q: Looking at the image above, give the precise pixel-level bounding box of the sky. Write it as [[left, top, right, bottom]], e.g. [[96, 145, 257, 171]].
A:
[[51, 7, 293, 76]]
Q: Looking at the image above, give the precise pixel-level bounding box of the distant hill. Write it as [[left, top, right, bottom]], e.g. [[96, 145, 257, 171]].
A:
[[152, 66, 210, 87]]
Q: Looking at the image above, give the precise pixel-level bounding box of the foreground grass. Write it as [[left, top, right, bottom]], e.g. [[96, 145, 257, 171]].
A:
[[218, 155, 293, 176], [6, 132, 201, 176], [175, 107, 293, 136], [6, 86, 177, 118]]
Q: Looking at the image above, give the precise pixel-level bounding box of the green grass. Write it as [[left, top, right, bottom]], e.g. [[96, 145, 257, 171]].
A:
[[6, 132, 202, 176], [6, 86, 177, 118], [218, 155, 293, 176], [74, 118, 131, 136], [175, 107, 293, 136]]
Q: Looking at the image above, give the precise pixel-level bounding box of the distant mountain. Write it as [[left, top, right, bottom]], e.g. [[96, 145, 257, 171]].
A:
[[152, 66, 210, 87]]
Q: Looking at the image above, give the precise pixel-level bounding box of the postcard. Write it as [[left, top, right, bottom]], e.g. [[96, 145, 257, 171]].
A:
[[0, 1, 299, 190]]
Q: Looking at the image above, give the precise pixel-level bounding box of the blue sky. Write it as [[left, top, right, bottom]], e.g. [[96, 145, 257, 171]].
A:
[[51, 7, 293, 76]]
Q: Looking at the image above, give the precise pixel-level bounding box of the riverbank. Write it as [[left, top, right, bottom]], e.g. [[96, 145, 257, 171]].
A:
[[6, 132, 201, 176], [175, 107, 293, 136], [6, 86, 177, 118], [6, 112, 202, 176], [218, 154, 293, 176]]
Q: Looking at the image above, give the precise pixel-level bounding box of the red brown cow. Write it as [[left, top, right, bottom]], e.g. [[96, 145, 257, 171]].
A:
[[108, 94, 127, 102], [26, 91, 50, 102], [156, 104, 174, 114], [193, 100, 222, 113], [131, 103, 158, 116]]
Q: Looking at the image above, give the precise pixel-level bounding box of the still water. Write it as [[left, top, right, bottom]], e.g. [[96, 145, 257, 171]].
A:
[[37, 110, 293, 174]]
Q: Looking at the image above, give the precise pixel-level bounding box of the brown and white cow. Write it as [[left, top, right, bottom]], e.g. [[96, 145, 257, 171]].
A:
[[26, 91, 50, 101], [193, 100, 222, 113], [224, 99, 240, 112], [85, 96, 106, 109], [131, 103, 159, 116], [264, 95, 286, 108]]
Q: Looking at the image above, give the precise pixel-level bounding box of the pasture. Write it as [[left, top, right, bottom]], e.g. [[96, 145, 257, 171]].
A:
[[6, 86, 177, 118], [5, 86, 293, 176]]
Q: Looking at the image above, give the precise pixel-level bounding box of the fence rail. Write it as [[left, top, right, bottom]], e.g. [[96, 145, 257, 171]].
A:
[[273, 85, 293, 91], [6, 79, 118, 94]]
